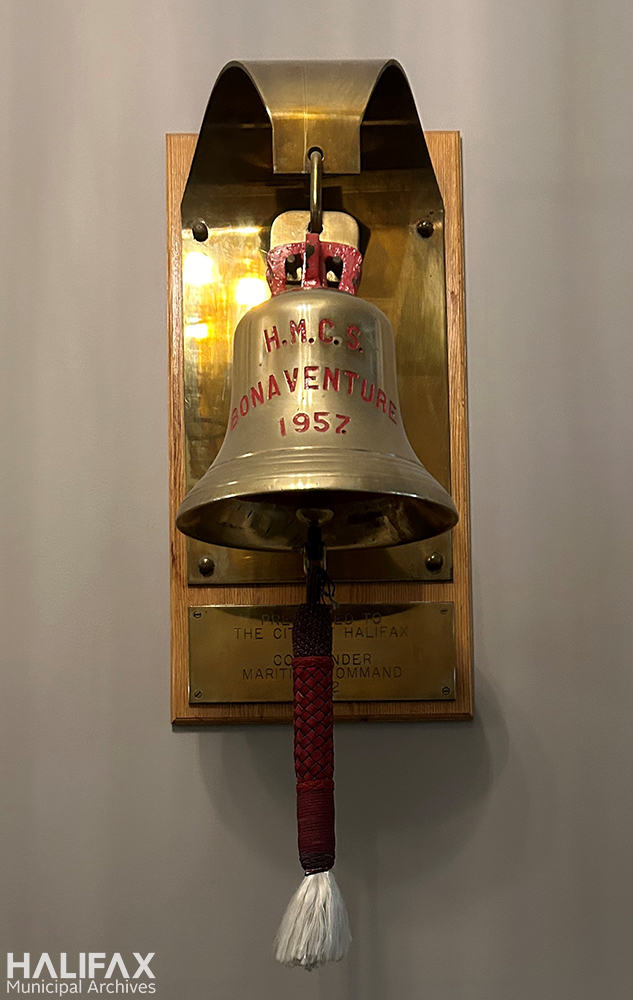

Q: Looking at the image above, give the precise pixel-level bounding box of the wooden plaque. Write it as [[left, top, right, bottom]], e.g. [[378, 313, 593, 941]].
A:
[[168, 131, 473, 724]]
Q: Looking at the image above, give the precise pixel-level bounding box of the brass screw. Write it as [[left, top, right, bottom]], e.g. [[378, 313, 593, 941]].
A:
[[192, 610, 202, 619], [442, 686, 451, 695], [198, 555, 215, 577], [193, 690, 203, 699], [192, 220, 208, 242], [416, 219, 434, 239], [425, 551, 444, 572]]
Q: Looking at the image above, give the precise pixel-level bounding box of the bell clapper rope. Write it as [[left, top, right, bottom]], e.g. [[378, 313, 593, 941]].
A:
[[275, 520, 351, 970]]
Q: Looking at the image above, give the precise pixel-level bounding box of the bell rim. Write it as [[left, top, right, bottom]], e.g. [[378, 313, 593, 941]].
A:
[[177, 446, 458, 551]]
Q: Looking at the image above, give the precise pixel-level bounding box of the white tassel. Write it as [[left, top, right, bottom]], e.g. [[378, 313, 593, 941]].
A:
[[275, 870, 351, 970]]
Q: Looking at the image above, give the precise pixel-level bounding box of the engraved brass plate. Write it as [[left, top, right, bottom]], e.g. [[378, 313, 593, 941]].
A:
[[189, 603, 455, 703]]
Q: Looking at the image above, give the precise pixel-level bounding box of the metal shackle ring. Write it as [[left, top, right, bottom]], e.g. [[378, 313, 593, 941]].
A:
[[308, 147, 324, 234]]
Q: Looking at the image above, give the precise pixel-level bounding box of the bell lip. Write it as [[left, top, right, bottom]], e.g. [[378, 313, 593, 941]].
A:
[[176, 446, 458, 551]]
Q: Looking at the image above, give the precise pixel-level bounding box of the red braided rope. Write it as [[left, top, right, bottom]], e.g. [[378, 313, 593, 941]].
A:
[[293, 656, 335, 874], [292, 566, 336, 876]]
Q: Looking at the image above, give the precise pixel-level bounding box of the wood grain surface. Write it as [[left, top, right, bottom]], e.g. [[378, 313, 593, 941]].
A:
[[167, 131, 473, 724]]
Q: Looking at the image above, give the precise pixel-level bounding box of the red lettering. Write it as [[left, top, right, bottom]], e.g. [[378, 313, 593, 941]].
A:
[[230, 408, 239, 430], [264, 326, 280, 352], [250, 382, 264, 407], [239, 394, 249, 416], [284, 368, 299, 392], [360, 379, 375, 403], [268, 374, 281, 399], [319, 318, 334, 344], [293, 413, 310, 432], [314, 412, 330, 432], [342, 370, 359, 395], [346, 324, 361, 350], [289, 319, 307, 344], [376, 389, 387, 413], [304, 366, 319, 390], [324, 367, 340, 392], [388, 401, 397, 424]]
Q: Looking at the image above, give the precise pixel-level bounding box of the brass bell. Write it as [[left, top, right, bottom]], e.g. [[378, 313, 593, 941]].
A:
[[177, 197, 458, 551]]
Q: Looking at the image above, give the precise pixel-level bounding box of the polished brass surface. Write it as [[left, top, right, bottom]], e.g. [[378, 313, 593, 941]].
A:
[[180, 59, 453, 581], [270, 212, 360, 252], [189, 603, 456, 703], [177, 289, 457, 550], [192, 60, 396, 176]]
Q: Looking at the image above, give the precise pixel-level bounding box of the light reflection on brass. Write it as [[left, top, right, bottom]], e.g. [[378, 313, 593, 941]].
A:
[[189, 603, 456, 703], [183, 228, 270, 490]]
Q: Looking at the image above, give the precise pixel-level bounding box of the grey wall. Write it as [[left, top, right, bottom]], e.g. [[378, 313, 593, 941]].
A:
[[2, 2, 632, 998]]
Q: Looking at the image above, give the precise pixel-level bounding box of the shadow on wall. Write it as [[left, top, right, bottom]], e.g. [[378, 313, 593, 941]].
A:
[[194, 672, 530, 997]]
